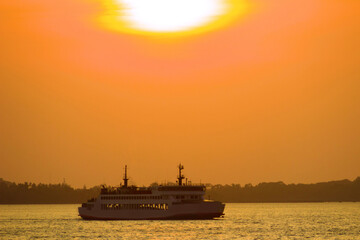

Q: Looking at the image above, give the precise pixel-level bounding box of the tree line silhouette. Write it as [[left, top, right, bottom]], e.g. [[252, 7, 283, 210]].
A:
[[205, 177, 360, 202], [1, 177, 359, 204], [0, 178, 100, 204]]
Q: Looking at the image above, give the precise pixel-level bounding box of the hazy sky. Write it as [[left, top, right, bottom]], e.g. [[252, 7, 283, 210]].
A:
[[1, 0, 359, 187]]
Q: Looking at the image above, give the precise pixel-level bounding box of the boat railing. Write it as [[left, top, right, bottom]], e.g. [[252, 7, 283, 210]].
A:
[[99, 182, 206, 195], [100, 186, 152, 195], [157, 182, 205, 187]]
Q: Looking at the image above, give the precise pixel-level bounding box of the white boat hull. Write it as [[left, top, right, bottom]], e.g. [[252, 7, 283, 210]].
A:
[[78, 201, 225, 220]]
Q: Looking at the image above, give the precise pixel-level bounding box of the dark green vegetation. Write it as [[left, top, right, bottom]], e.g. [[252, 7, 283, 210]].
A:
[[205, 177, 360, 203], [0, 179, 100, 204], [1, 177, 359, 204]]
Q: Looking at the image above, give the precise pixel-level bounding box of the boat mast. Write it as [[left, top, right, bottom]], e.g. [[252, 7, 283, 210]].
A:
[[123, 165, 129, 187], [177, 164, 185, 186]]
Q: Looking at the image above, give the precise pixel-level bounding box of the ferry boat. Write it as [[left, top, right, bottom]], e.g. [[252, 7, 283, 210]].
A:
[[78, 164, 225, 220]]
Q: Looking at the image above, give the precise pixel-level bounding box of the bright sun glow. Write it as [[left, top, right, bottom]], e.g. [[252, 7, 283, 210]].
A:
[[119, 0, 223, 32], [99, 0, 249, 36]]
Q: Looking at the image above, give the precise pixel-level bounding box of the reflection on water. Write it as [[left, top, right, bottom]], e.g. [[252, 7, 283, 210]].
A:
[[98, 0, 249, 36], [1, 203, 360, 239]]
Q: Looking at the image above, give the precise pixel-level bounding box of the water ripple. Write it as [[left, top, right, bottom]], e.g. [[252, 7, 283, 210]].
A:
[[0, 203, 360, 239]]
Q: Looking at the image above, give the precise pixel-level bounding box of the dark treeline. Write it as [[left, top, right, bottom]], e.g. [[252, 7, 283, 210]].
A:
[[1, 177, 360, 204], [205, 177, 360, 203], [0, 178, 100, 204]]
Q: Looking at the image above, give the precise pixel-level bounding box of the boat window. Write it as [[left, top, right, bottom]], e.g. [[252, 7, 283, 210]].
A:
[[100, 203, 169, 211]]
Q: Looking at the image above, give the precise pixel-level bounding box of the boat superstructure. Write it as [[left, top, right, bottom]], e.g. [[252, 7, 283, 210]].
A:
[[78, 164, 225, 220]]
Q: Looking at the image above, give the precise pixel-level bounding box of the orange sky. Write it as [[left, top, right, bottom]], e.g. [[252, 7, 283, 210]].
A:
[[1, 0, 359, 187]]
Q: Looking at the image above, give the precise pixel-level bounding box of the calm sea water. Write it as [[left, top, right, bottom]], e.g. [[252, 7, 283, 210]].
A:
[[0, 203, 359, 239]]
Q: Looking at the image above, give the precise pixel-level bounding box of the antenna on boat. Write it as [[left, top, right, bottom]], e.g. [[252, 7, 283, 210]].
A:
[[177, 164, 185, 186], [123, 165, 129, 187]]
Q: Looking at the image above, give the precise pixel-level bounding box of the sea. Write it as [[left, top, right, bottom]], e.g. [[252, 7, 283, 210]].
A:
[[0, 203, 359, 239]]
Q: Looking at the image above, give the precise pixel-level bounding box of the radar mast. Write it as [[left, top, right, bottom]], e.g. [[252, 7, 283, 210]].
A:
[[123, 165, 129, 187], [177, 164, 185, 186]]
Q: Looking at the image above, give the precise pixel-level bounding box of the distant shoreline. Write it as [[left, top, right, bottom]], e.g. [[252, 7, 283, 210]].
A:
[[1, 177, 359, 204], [1, 201, 360, 205]]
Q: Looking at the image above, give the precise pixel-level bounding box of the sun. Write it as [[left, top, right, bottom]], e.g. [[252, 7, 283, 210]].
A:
[[117, 0, 223, 33], [98, 0, 250, 36]]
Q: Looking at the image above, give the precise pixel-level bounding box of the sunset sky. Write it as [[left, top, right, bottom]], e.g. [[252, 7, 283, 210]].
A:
[[1, 0, 359, 188]]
